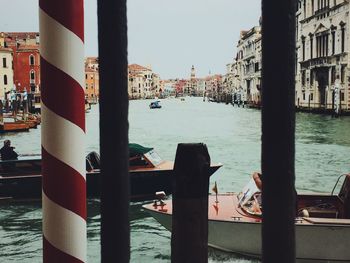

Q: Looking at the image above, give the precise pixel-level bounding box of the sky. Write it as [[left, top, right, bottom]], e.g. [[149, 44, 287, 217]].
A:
[[0, 0, 261, 79]]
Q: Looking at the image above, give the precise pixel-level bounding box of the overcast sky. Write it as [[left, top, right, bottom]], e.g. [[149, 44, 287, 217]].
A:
[[1, 0, 261, 79]]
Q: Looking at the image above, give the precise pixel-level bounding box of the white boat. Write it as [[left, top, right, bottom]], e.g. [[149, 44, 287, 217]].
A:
[[143, 174, 350, 262]]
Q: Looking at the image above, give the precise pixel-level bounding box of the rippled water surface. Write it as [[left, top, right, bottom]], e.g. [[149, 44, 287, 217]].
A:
[[1, 97, 350, 262]]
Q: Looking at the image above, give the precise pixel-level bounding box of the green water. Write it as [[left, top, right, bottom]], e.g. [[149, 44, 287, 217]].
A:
[[1, 97, 349, 262]]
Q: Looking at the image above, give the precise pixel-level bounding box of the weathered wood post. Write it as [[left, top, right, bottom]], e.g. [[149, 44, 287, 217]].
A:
[[40, 1, 87, 262], [98, 0, 130, 262], [261, 0, 296, 262], [171, 143, 210, 263]]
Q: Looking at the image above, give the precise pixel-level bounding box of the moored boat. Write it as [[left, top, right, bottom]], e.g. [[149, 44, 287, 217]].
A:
[[149, 100, 162, 109], [143, 174, 350, 262], [0, 144, 222, 201]]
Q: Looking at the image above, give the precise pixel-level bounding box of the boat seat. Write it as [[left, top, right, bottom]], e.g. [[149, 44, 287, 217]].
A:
[[339, 174, 350, 219]]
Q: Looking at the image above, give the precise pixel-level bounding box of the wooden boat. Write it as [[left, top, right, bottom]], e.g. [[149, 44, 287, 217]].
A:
[[143, 174, 350, 262], [0, 144, 222, 201], [0, 120, 30, 132]]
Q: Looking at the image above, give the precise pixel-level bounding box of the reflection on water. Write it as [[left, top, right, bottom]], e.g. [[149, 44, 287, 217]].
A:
[[1, 97, 350, 262]]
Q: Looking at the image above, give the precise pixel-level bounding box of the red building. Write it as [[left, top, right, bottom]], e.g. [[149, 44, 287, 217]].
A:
[[14, 45, 40, 93], [3, 32, 40, 93]]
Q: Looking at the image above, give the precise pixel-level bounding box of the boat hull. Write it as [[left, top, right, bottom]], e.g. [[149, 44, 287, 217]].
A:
[[144, 195, 350, 262], [0, 162, 221, 201]]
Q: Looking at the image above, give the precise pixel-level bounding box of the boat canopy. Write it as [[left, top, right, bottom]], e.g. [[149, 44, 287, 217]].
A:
[[129, 143, 153, 158]]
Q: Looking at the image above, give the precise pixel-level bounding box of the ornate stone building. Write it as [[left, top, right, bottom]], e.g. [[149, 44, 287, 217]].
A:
[[233, 26, 262, 105], [296, 0, 350, 112]]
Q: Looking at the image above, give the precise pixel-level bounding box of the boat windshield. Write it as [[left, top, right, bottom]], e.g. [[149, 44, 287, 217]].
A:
[[143, 150, 163, 167], [237, 178, 260, 208]]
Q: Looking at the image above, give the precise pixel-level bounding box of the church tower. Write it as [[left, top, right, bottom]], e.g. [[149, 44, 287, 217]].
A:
[[189, 65, 197, 95]]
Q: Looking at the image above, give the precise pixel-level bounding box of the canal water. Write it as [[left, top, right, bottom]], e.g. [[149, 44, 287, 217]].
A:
[[1, 96, 350, 262]]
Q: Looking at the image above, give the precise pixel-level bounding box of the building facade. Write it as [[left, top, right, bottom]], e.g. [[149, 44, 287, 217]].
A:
[[0, 48, 14, 98], [233, 27, 262, 105], [296, 0, 350, 112]]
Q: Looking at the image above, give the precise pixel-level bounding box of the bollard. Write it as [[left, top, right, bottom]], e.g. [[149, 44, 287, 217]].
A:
[[171, 143, 210, 263]]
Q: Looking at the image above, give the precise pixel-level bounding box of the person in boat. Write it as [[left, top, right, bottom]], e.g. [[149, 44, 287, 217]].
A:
[[251, 171, 298, 215], [0, 140, 18, 173], [0, 140, 18, 161], [253, 172, 262, 191]]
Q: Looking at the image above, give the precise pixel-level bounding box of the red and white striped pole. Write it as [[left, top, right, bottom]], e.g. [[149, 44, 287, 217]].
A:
[[39, 1, 86, 262]]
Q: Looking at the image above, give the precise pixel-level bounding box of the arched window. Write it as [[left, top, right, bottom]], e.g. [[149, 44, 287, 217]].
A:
[[29, 55, 35, 65], [4, 75, 7, 85]]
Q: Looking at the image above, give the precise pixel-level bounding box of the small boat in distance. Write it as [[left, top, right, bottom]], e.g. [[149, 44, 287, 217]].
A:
[[149, 100, 162, 109], [0, 144, 222, 201], [143, 174, 350, 262]]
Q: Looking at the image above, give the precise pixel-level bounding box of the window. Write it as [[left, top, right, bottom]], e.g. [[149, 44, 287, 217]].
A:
[[331, 66, 336, 84], [302, 37, 305, 61], [340, 23, 346, 53], [341, 65, 346, 83], [310, 35, 313, 59], [30, 70, 35, 81], [4, 75, 7, 85], [255, 62, 259, 72], [302, 92, 305, 100], [2, 57, 6, 68], [331, 31, 335, 54], [302, 71, 306, 86], [341, 91, 345, 101], [310, 93, 313, 101], [310, 70, 314, 85], [29, 55, 35, 65]]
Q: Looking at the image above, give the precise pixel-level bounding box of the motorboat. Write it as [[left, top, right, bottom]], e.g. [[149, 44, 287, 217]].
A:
[[143, 174, 350, 261], [0, 143, 222, 201], [149, 100, 161, 109]]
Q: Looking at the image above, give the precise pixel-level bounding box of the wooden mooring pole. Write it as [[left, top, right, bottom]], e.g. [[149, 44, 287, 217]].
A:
[[98, 0, 130, 262], [171, 143, 210, 263], [261, 0, 296, 262], [40, 1, 87, 262]]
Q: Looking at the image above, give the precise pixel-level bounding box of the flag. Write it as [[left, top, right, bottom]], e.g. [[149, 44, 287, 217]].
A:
[[213, 203, 219, 215], [212, 181, 218, 195]]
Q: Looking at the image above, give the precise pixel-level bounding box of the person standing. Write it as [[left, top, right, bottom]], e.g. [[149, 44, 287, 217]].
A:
[[22, 88, 28, 120], [10, 89, 17, 120]]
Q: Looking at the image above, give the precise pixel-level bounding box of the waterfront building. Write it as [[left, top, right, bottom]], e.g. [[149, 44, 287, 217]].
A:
[[224, 63, 234, 95], [205, 74, 223, 100], [234, 27, 262, 105], [196, 78, 206, 96], [85, 57, 99, 103], [162, 80, 176, 97], [0, 47, 14, 98], [14, 45, 40, 93], [174, 79, 187, 96], [296, 0, 350, 112], [2, 32, 40, 93], [128, 64, 159, 99], [85, 56, 99, 71], [85, 67, 99, 103]]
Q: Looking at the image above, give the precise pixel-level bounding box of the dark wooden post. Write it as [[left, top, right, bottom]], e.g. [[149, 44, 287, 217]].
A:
[[98, 1, 130, 262], [171, 143, 210, 263], [261, 0, 296, 262]]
